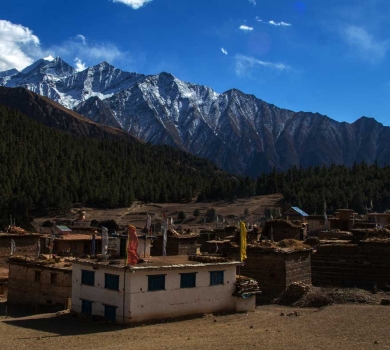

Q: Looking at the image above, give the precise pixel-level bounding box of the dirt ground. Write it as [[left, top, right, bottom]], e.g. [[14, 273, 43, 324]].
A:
[[0, 305, 389, 350], [32, 194, 283, 233]]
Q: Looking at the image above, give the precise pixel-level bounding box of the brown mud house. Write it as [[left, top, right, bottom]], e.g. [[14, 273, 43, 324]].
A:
[[262, 219, 307, 242], [225, 241, 312, 302], [282, 207, 308, 223], [312, 229, 390, 290], [0, 230, 40, 268], [7, 256, 72, 309], [151, 229, 199, 256]]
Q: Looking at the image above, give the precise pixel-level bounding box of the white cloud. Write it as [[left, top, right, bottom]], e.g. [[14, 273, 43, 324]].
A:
[[221, 48, 228, 55], [0, 20, 128, 73], [74, 57, 87, 72], [248, 0, 256, 5], [50, 34, 124, 66], [269, 20, 292, 27], [235, 54, 290, 77], [255, 17, 263, 22], [341, 25, 389, 62], [76, 34, 86, 45], [111, 0, 152, 9], [0, 20, 41, 71], [239, 25, 254, 32], [44, 55, 54, 61]]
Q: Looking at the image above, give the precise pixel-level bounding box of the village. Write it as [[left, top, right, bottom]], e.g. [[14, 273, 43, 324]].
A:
[[1, 194, 390, 327]]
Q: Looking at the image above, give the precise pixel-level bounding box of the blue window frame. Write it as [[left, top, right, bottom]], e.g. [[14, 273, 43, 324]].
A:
[[148, 274, 165, 291], [180, 273, 196, 288], [104, 304, 117, 322], [105, 273, 119, 290], [81, 299, 92, 316], [210, 271, 224, 286], [81, 270, 95, 286]]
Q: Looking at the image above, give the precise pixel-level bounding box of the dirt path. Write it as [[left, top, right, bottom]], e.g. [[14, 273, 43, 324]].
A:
[[0, 305, 389, 350]]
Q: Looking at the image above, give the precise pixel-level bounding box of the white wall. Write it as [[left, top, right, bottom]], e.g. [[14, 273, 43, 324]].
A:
[[128, 266, 237, 323], [72, 261, 248, 324], [72, 263, 127, 323]]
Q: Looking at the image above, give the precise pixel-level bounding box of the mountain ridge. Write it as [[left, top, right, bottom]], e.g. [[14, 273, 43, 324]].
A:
[[1, 57, 389, 176]]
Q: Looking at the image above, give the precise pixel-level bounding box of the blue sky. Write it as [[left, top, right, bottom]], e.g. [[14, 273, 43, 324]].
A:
[[1, 0, 389, 126]]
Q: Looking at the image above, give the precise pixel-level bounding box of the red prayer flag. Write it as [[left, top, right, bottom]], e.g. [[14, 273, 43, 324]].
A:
[[127, 224, 139, 266]]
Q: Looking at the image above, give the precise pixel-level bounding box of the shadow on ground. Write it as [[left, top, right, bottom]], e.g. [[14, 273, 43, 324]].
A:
[[2, 313, 120, 338]]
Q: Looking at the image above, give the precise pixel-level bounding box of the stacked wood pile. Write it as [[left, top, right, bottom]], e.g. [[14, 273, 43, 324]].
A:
[[234, 275, 262, 298]]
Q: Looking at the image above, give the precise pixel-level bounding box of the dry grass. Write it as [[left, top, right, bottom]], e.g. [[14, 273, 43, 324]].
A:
[[0, 305, 389, 349]]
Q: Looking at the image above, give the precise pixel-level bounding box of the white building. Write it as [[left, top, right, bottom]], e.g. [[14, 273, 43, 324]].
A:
[[71, 256, 256, 323]]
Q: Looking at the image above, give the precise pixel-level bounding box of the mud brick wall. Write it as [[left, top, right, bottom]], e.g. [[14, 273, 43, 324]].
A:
[[312, 241, 390, 289], [285, 253, 312, 286], [0, 235, 39, 268], [151, 236, 198, 256], [226, 247, 312, 301], [7, 262, 72, 306]]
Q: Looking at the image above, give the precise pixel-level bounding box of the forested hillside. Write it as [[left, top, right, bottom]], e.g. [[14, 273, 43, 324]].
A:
[[256, 163, 390, 214], [0, 104, 253, 228]]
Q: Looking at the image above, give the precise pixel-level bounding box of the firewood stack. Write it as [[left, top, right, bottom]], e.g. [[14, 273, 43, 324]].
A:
[[234, 275, 262, 297]]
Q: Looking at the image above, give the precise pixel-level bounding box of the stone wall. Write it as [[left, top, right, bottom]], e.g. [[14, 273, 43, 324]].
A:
[[7, 260, 72, 307], [151, 236, 198, 256], [311, 240, 390, 289], [225, 245, 312, 302]]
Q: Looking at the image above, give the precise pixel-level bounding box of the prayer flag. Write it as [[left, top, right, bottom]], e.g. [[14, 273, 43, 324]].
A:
[[240, 221, 247, 262], [127, 225, 139, 266], [10, 239, 16, 256], [102, 226, 109, 256]]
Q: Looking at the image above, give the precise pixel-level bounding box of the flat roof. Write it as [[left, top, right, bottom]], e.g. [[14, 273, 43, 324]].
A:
[[40, 234, 101, 241], [73, 255, 242, 271], [8, 256, 72, 270]]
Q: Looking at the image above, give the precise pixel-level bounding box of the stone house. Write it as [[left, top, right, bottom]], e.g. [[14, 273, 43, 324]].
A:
[[71, 255, 255, 324], [7, 256, 72, 308], [151, 231, 199, 256], [282, 207, 308, 223], [366, 213, 390, 228], [262, 219, 307, 242], [225, 242, 312, 302], [312, 237, 390, 289], [40, 234, 102, 256], [0, 232, 40, 271], [329, 209, 356, 231]]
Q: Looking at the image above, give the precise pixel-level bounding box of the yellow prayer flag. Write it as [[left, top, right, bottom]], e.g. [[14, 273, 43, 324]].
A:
[[240, 221, 247, 262]]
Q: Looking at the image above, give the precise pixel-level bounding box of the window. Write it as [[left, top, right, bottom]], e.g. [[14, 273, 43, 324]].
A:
[[104, 304, 117, 322], [51, 273, 57, 284], [180, 273, 196, 288], [34, 271, 41, 282], [210, 271, 224, 286], [148, 274, 165, 291], [81, 270, 95, 286], [105, 273, 119, 290], [81, 299, 92, 316]]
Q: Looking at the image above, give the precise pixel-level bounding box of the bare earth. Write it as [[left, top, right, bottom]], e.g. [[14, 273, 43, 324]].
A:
[[33, 194, 283, 232], [0, 305, 389, 350]]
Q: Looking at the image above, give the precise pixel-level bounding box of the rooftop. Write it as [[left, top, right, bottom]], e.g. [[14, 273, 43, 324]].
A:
[[291, 207, 309, 217], [8, 256, 72, 270], [73, 255, 242, 271], [40, 234, 101, 241]]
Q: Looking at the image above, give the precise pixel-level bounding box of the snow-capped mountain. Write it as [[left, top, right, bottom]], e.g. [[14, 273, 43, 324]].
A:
[[1, 57, 390, 176]]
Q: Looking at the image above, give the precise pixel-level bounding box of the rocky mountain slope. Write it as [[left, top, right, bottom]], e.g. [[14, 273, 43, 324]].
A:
[[0, 86, 140, 142], [1, 57, 389, 176]]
